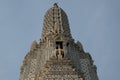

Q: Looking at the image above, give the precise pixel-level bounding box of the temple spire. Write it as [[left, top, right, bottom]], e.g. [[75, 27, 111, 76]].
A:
[[20, 3, 99, 80], [41, 3, 72, 41]]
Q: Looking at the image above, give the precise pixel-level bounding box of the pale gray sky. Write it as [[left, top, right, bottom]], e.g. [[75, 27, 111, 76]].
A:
[[0, 0, 120, 80]]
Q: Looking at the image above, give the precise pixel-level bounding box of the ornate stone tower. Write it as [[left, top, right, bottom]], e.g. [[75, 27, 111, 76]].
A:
[[20, 3, 99, 80]]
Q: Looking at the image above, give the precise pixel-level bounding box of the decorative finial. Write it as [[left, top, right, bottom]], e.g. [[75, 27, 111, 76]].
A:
[[54, 3, 58, 7]]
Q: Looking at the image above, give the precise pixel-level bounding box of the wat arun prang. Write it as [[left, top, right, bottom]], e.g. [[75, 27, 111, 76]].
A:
[[20, 3, 99, 80]]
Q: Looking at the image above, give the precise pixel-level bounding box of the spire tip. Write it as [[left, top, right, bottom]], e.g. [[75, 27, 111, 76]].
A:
[[54, 3, 58, 7]]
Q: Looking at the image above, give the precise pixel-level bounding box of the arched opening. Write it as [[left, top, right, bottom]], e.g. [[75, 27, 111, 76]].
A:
[[56, 41, 63, 49]]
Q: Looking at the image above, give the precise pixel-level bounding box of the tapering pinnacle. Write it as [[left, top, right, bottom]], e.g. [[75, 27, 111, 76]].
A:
[[54, 3, 58, 7], [41, 3, 72, 40]]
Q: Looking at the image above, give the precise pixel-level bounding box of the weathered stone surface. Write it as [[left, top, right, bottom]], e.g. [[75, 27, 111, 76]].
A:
[[19, 3, 99, 80]]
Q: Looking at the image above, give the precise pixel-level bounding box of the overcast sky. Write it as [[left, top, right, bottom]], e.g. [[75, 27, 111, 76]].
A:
[[0, 0, 120, 80]]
